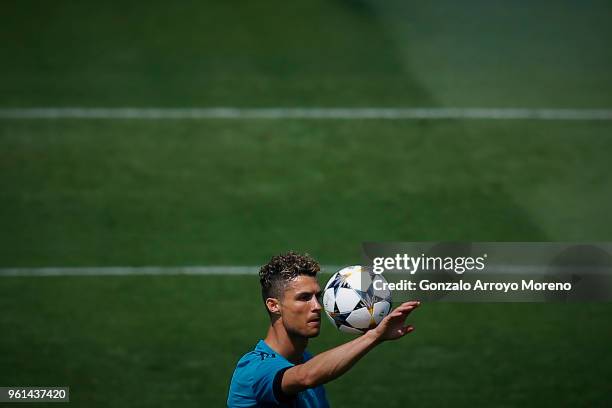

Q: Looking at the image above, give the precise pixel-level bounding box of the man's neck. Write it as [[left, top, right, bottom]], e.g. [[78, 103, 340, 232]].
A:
[[264, 322, 308, 364]]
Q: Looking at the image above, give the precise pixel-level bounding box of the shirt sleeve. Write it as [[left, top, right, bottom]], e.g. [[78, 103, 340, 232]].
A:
[[251, 355, 294, 404]]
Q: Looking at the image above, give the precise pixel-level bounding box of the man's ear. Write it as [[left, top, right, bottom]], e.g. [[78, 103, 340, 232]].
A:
[[265, 297, 281, 315]]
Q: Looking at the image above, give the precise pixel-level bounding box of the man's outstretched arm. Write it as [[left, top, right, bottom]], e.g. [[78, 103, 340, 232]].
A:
[[281, 300, 420, 395]]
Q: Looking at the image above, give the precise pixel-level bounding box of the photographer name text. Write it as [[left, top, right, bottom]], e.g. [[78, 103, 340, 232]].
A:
[[374, 279, 572, 292]]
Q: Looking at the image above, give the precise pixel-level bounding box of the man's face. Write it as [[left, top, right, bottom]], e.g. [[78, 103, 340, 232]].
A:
[[279, 275, 322, 338]]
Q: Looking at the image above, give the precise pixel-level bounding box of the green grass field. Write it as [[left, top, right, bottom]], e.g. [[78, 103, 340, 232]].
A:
[[2, 119, 612, 266], [1, 0, 611, 406], [1, 276, 611, 407]]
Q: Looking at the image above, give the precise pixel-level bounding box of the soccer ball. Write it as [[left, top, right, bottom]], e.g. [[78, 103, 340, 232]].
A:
[[322, 265, 392, 334]]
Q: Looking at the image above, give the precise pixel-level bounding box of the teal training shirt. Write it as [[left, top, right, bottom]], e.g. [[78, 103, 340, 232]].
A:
[[227, 340, 329, 407]]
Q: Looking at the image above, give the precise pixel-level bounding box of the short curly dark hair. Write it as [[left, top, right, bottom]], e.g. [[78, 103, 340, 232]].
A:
[[259, 251, 320, 305]]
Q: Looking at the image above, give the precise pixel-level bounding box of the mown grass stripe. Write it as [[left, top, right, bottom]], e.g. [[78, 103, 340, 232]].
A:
[[1, 107, 612, 120]]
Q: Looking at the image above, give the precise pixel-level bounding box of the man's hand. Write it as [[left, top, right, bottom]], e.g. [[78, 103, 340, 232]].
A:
[[281, 300, 421, 393], [371, 301, 420, 342]]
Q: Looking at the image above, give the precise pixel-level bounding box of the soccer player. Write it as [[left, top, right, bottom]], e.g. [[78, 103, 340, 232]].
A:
[[227, 252, 420, 407]]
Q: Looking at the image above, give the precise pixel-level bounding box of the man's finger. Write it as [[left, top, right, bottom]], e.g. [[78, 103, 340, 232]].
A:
[[385, 311, 408, 324], [395, 303, 420, 314], [388, 310, 405, 319], [400, 301, 420, 308], [386, 301, 421, 322], [392, 302, 420, 313]]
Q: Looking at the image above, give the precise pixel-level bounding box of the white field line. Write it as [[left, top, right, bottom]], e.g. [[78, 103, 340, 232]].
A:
[[0, 265, 570, 277], [0, 266, 340, 277], [0, 266, 260, 277], [1, 107, 612, 120]]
